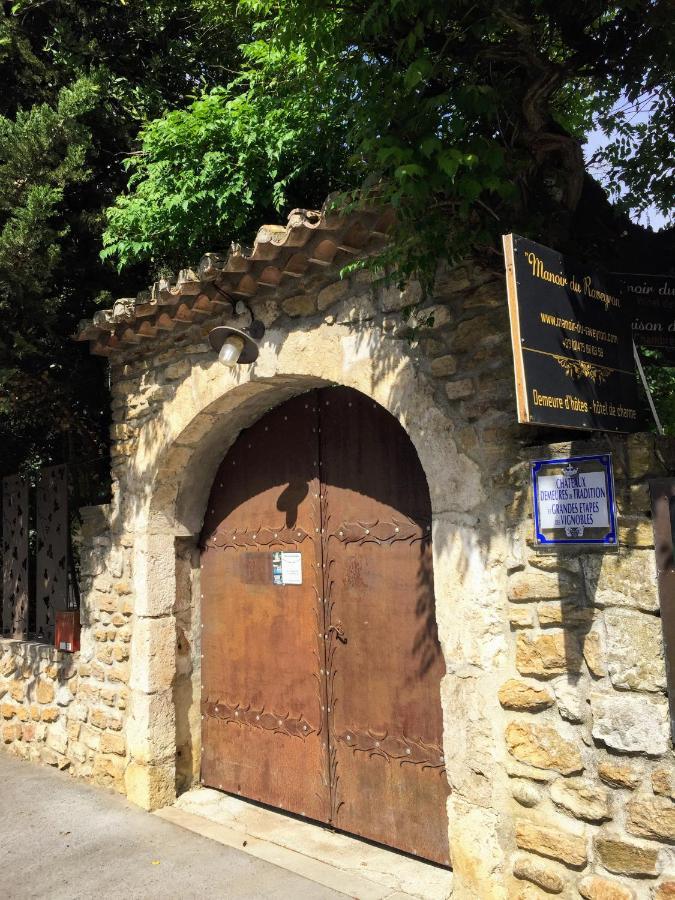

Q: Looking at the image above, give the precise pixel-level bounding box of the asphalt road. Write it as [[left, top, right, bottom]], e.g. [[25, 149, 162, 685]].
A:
[[0, 752, 341, 899]]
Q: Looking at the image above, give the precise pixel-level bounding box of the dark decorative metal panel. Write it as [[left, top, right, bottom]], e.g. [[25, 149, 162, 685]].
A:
[[2, 475, 29, 637], [35, 465, 68, 642]]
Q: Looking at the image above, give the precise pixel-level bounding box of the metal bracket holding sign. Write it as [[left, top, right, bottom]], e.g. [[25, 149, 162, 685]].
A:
[[531, 454, 618, 548], [633, 339, 665, 435], [649, 479, 675, 743]]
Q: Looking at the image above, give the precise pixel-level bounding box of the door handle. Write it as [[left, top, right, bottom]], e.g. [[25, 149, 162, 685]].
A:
[[327, 621, 347, 643]]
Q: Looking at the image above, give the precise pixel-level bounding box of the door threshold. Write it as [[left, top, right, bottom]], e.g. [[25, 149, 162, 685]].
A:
[[155, 787, 453, 900]]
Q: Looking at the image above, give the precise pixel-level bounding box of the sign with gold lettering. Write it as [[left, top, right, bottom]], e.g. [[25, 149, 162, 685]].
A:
[[617, 272, 675, 356], [503, 234, 640, 432], [531, 454, 617, 547]]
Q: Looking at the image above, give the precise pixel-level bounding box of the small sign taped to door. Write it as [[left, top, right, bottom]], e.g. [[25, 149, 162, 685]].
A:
[[272, 551, 302, 585], [531, 453, 618, 548]]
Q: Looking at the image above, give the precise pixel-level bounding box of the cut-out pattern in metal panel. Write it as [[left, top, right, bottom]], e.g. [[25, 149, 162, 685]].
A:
[[337, 727, 446, 772], [2, 475, 29, 637], [209, 524, 310, 550], [36, 465, 68, 642], [202, 699, 316, 739]]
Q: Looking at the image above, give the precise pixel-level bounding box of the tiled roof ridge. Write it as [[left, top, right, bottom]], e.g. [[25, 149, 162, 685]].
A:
[[75, 195, 394, 356]]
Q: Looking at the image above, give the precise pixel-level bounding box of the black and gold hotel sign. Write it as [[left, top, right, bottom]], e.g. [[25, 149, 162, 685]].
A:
[[618, 272, 675, 358], [503, 234, 640, 432]]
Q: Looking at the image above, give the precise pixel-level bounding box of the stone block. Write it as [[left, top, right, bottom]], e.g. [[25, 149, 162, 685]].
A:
[[80, 724, 101, 752], [108, 663, 130, 685], [445, 379, 473, 401], [46, 725, 68, 755], [10, 680, 25, 702], [93, 754, 126, 785], [164, 359, 190, 381], [465, 282, 503, 309], [112, 644, 129, 662], [625, 433, 657, 478], [515, 820, 587, 867], [581, 554, 658, 612], [578, 874, 634, 900], [595, 835, 660, 876], [604, 608, 665, 692], [41, 707, 59, 723], [2, 722, 21, 742], [55, 683, 73, 707], [317, 280, 349, 311], [133, 534, 176, 617], [597, 759, 641, 791], [626, 796, 675, 842], [0, 655, 16, 677], [126, 689, 175, 765], [380, 280, 422, 313], [100, 732, 126, 756], [618, 517, 655, 549], [281, 294, 316, 317], [510, 606, 535, 628], [450, 313, 499, 352], [582, 628, 607, 677], [516, 631, 583, 678], [512, 854, 565, 893], [89, 708, 110, 730], [430, 354, 458, 377], [130, 616, 175, 694], [498, 679, 554, 712], [249, 297, 280, 326], [549, 777, 610, 822], [655, 883, 675, 899], [551, 677, 586, 724], [511, 779, 542, 808], [124, 760, 175, 811], [505, 721, 583, 775], [537, 600, 594, 628], [509, 571, 576, 602], [415, 304, 451, 330], [590, 692, 670, 755], [652, 768, 675, 799]]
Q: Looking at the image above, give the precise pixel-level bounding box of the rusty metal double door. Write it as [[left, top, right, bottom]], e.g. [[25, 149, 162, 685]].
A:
[[200, 387, 449, 865]]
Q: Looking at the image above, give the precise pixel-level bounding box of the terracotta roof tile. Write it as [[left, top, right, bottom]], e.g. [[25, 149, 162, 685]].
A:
[[76, 198, 393, 356]]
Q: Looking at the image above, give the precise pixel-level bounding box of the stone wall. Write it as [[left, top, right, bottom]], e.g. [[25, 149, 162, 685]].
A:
[[502, 434, 675, 899], [2, 256, 674, 899], [0, 504, 132, 790]]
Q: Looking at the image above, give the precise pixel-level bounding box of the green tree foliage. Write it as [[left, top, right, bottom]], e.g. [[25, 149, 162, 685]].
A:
[[0, 1, 245, 479], [102, 55, 349, 270], [104, 0, 674, 280]]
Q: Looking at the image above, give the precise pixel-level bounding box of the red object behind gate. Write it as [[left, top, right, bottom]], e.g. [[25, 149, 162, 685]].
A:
[[54, 610, 80, 653]]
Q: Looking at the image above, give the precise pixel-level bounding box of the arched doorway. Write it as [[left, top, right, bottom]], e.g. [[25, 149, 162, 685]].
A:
[[199, 386, 450, 865]]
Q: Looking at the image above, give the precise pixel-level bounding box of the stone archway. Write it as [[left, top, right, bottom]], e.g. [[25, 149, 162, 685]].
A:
[[123, 317, 510, 896]]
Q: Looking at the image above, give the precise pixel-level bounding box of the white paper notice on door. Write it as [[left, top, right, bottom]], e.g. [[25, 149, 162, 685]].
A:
[[279, 551, 302, 585]]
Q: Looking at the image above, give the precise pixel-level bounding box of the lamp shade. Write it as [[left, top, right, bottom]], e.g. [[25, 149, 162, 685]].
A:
[[208, 326, 260, 364]]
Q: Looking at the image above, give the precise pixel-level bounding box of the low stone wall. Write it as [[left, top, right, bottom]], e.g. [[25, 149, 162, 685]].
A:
[[503, 433, 675, 899], [0, 505, 132, 790]]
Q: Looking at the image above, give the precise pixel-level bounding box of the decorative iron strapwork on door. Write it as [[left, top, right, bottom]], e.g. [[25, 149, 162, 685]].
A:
[[1, 465, 77, 642]]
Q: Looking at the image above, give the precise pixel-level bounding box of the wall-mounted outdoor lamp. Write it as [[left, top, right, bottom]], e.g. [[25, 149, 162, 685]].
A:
[[208, 318, 265, 368]]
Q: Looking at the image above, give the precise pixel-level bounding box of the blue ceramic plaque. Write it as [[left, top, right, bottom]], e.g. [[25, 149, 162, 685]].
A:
[[531, 454, 617, 547]]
